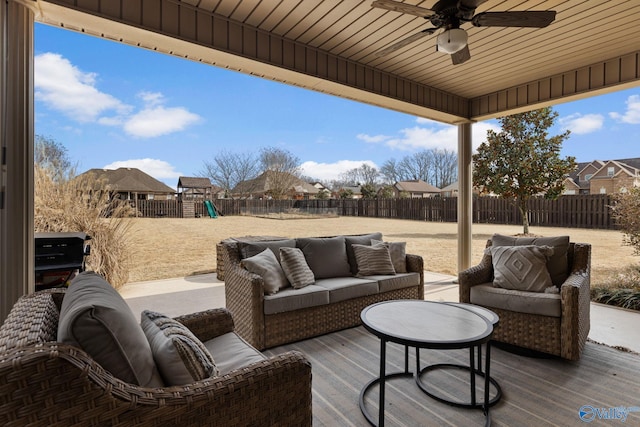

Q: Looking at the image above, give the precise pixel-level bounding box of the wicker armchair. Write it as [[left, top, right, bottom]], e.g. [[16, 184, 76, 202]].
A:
[[0, 289, 312, 426], [459, 240, 591, 361]]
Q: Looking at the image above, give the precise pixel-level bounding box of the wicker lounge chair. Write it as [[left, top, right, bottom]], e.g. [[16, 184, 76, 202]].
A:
[[0, 288, 312, 426], [459, 238, 591, 361]]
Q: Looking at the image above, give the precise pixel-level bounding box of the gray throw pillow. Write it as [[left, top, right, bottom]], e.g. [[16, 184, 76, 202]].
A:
[[279, 247, 315, 289], [491, 234, 570, 286], [296, 236, 352, 279], [141, 310, 218, 386], [58, 272, 163, 387], [371, 239, 407, 273], [241, 248, 289, 295], [344, 233, 384, 274], [487, 245, 554, 292], [352, 243, 396, 276]]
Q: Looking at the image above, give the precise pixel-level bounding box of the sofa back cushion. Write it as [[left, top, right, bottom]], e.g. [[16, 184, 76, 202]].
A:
[[491, 234, 570, 287], [344, 233, 383, 274], [58, 272, 163, 387], [238, 239, 296, 263], [296, 236, 352, 279]]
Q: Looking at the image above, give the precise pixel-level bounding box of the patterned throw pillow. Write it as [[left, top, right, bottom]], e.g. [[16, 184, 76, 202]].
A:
[[279, 247, 315, 289], [352, 244, 396, 276], [488, 245, 554, 292], [371, 239, 407, 273], [241, 248, 289, 295], [141, 310, 218, 386]]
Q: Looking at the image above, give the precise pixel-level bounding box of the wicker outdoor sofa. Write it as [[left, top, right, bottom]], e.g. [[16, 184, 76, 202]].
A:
[[459, 235, 591, 361], [0, 279, 312, 426], [220, 232, 425, 350]]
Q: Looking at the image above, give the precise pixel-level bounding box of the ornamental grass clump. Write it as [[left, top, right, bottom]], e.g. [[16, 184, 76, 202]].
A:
[[34, 165, 135, 288]]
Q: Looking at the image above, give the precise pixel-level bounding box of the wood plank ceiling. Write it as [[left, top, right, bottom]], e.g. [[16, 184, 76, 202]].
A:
[[37, 0, 640, 124]]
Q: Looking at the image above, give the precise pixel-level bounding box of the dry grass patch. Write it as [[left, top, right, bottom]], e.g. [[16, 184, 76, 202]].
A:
[[126, 216, 635, 287]]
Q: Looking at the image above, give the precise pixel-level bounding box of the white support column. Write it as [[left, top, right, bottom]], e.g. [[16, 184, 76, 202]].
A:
[[0, 0, 36, 322], [457, 122, 473, 273]]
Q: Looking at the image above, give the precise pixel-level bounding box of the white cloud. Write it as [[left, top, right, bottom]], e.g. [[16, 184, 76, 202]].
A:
[[609, 94, 640, 124], [300, 160, 377, 182], [102, 158, 182, 181], [35, 52, 201, 138], [358, 119, 499, 152], [35, 52, 130, 122], [559, 113, 604, 134]]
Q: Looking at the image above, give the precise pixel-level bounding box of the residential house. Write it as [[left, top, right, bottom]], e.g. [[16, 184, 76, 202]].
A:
[[232, 171, 319, 199], [563, 158, 640, 195], [392, 180, 440, 198], [311, 181, 331, 198], [80, 168, 175, 200]]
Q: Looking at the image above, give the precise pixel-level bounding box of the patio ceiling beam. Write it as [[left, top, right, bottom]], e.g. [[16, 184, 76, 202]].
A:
[[471, 51, 640, 121]]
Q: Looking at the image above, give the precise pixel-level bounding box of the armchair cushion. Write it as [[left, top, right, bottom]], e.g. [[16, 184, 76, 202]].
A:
[[204, 332, 266, 375], [492, 234, 570, 286], [141, 310, 218, 386], [487, 245, 554, 292], [470, 284, 562, 317], [58, 272, 163, 387], [241, 248, 289, 295]]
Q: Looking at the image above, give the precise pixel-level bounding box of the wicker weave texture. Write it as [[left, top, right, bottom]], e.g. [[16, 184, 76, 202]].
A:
[[0, 291, 312, 426], [458, 240, 591, 361], [221, 237, 425, 350]]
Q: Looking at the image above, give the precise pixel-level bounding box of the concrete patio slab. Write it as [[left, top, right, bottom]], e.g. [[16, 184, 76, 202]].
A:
[[119, 271, 640, 354]]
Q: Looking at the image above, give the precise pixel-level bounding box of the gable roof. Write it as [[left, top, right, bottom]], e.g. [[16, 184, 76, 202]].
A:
[[232, 171, 319, 195], [591, 160, 639, 179], [395, 180, 440, 193], [82, 168, 175, 194], [178, 176, 212, 188]]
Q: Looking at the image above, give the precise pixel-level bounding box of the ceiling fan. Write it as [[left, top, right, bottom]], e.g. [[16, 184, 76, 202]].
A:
[[371, 0, 556, 65]]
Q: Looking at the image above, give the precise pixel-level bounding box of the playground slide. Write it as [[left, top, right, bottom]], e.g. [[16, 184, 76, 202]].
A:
[[204, 200, 218, 218]]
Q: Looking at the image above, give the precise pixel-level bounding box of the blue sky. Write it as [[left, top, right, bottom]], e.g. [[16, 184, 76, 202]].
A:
[[35, 23, 639, 186]]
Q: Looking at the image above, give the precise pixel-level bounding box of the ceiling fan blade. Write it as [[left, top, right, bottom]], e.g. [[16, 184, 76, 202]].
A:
[[371, 0, 435, 18], [472, 11, 556, 28], [451, 44, 471, 65], [374, 29, 435, 57]]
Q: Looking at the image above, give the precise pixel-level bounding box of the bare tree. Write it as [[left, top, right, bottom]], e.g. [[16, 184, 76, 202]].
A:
[[260, 147, 301, 199], [200, 150, 260, 198], [380, 159, 399, 184], [341, 163, 380, 186], [35, 135, 74, 182], [431, 148, 458, 188], [398, 150, 433, 182]]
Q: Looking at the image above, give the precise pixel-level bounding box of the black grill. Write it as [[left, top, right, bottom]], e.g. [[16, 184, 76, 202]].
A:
[[35, 232, 90, 288]]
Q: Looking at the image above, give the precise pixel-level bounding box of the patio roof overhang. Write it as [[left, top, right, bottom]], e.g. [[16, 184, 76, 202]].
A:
[[2, 0, 640, 321]]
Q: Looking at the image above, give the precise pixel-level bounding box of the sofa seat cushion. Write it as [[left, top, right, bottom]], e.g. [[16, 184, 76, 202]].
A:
[[470, 283, 562, 317], [296, 236, 352, 279], [204, 332, 266, 375], [369, 273, 421, 293], [263, 285, 329, 315], [314, 277, 379, 303], [58, 272, 164, 387]]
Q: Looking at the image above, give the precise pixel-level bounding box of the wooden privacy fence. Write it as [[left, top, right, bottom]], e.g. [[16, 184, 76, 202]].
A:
[[131, 195, 616, 229]]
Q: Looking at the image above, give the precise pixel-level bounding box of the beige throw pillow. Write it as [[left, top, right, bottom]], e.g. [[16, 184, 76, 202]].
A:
[[141, 310, 218, 386], [241, 248, 289, 295], [279, 247, 315, 289], [488, 245, 554, 292], [352, 243, 396, 276], [371, 239, 407, 273]]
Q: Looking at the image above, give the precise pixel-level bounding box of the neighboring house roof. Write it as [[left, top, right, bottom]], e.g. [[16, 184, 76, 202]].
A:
[[178, 176, 213, 188], [82, 168, 175, 194], [395, 180, 440, 193], [563, 177, 580, 190], [590, 160, 640, 180], [232, 171, 319, 196], [440, 182, 458, 192]]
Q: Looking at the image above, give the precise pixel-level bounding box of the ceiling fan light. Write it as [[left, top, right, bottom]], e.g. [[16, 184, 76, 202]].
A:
[[436, 28, 468, 54]]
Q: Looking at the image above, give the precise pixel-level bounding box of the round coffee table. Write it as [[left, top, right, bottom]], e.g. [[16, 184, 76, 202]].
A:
[[359, 300, 499, 427]]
